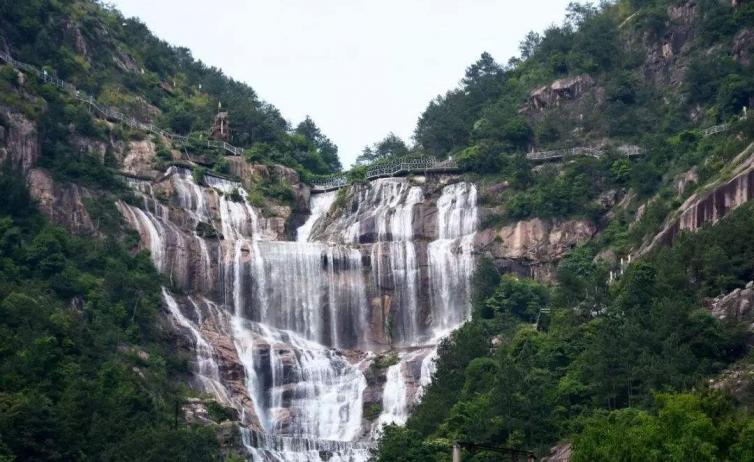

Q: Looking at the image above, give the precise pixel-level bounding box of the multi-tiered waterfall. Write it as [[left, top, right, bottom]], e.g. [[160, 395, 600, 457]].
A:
[[118, 167, 478, 461]]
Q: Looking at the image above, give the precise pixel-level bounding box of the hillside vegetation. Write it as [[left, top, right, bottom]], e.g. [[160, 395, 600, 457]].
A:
[[0, 1, 346, 460], [373, 0, 754, 460], [0, 0, 341, 180]]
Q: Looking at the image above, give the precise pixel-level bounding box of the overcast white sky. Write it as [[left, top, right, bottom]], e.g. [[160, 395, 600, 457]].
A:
[[110, 0, 573, 167]]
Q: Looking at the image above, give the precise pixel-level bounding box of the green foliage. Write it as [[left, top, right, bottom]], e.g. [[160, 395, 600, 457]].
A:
[[370, 425, 434, 462], [504, 160, 604, 221], [372, 353, 400, 370], [378, 202, 754, 459], [572, 392, 754, 461], [415, 52, 505, 155], [192, 166, 207, 185], [205, 401, 236, 423], [357, 133, 410, 165], [34, 89, 122, 190], [482, 275, 549, 321], [294, 116, 341, 173], [364, 403, 382, 421], [0, 171, 220, 460], [212, 156, 230, 175], [0, 0, 343, 185], [347, 165, 368, 182]]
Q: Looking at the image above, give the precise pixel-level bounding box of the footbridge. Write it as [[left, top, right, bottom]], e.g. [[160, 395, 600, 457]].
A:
[[311, 146, 643, 193], [310, 157, 462, 193]]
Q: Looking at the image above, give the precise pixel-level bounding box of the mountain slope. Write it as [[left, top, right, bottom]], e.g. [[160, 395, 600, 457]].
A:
[[372, 0, 754, 460]]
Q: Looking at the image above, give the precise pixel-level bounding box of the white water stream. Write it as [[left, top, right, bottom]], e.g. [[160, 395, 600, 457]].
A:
[[120, 172, 478, 461]]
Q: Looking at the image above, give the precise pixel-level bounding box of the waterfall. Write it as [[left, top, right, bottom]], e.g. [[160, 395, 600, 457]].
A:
[[169, 167, 210, 221], [120, 170, 478, 461], [297, 190, 336, 242], [427, 182, 478, 338], [162, 289, 233, 407], [225, 240, 369, 349], [375, 362, 409, 427], [204, 173, 264, 240]]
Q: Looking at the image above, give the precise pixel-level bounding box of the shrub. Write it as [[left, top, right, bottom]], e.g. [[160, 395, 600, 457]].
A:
[[192, 167, 206, 185]]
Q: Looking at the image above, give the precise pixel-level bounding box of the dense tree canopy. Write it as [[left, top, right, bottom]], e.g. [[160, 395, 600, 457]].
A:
[[0, 169, 220, 460]]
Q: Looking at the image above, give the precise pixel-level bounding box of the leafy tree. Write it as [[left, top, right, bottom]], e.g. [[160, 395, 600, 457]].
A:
[[0, 171, 221, 460], [356, 133, 410, 165], [294, 116, 342, 172], [370, 425, 434, 462], [483, 275, 549, 321], [519, 31, 542, 60]]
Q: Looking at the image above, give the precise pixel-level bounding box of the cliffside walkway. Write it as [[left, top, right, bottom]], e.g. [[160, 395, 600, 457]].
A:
[[311, 157, 462, 193], [0, 50, 245, 157], [310, 146, 642, 193], [0, 50, 741, 192], [702, 109, 750, 137], [525, 144, 644, 162]]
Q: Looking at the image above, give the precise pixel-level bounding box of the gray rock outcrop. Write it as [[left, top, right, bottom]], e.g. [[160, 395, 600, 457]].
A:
[[529, 75, 595, 111]]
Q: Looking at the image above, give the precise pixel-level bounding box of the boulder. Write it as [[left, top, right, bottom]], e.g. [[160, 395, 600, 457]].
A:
[[542, 443, 572, 462], [707, 284, 754, 329], [674, 167, 698, 197], [182, 398, 213, 425], [529, 75, 594, 111], [643, 1, 697, 86], [733, 28, 754, 66], [479, 218, 596, 262], [710, 361, 754, 410], [122, 140, 159, 177]]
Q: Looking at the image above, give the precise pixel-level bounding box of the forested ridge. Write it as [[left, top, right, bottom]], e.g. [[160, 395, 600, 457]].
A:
[[372, 0, 754, 460], [0, 173, 223, 460], [0, 0, 341, 180]]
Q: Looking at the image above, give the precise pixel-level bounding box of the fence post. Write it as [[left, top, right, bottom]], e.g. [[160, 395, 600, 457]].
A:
[[453, 443, 461, 462]]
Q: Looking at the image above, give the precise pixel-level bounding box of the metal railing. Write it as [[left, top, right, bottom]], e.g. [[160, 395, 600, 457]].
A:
[[703, 123, 730, 137], [365, 157, 456, 180], [526, 146, 604, 161], [0, 50, 245, 156], [310, 157, 460, 192], [309, 175, 349, 191], [702, 110, 750, 137]]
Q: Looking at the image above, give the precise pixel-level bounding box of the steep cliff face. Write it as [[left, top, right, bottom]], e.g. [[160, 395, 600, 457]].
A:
[[105, 165, 483, 460], [27, 168, 96, 235], [0, 103, 102, 235], [475, 217, 596, 280], [646, 143, 754, 250], [0, 105, 38, 173]]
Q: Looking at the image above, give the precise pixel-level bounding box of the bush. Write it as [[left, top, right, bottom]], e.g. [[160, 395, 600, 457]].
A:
[[372, 353, 400, 370], [192, 166, 206, 185], [483, 275, 549, 321], [205, 401, 236, 423]]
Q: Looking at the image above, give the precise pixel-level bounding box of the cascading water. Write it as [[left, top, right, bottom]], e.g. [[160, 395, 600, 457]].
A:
[[297, 191, 336, 242], [428, 182, 478, 338], [120, 168, 478, 461], [162, 289, 233, 406]]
